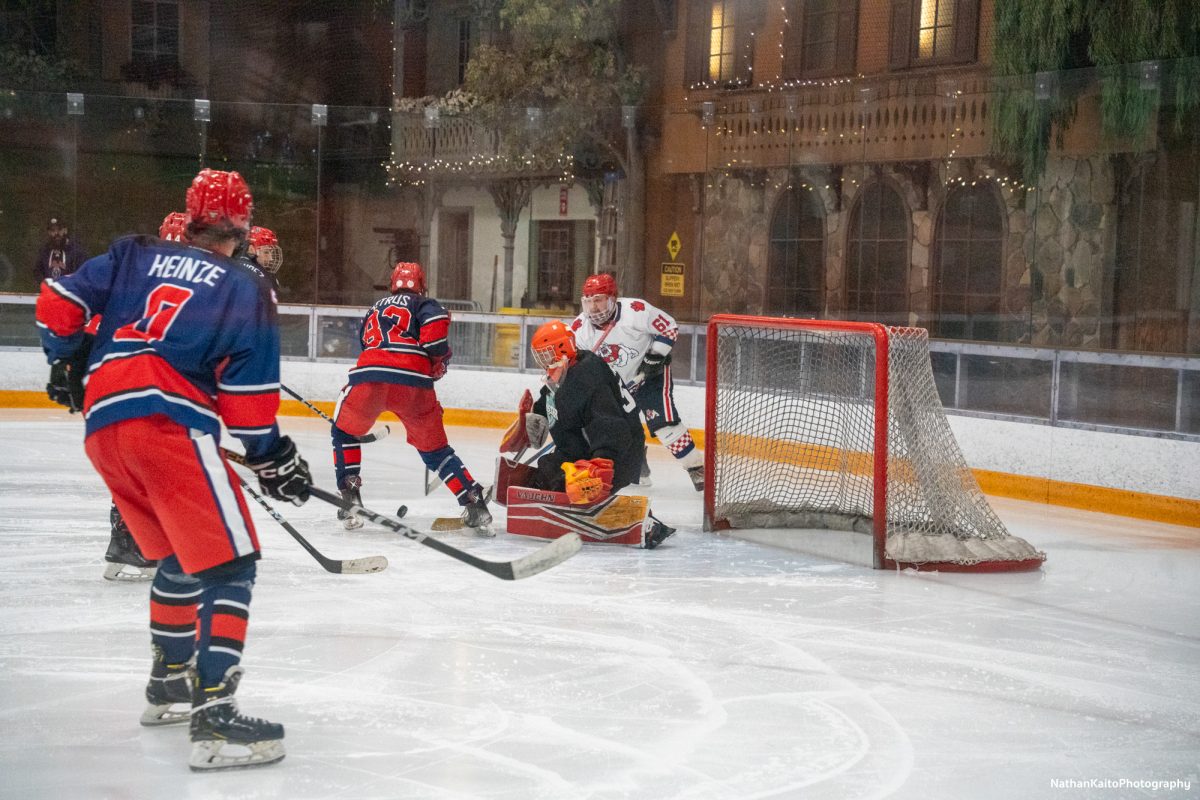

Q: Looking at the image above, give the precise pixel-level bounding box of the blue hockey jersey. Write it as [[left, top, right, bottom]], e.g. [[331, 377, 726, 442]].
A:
[[348, 292, 451, 389], [36, 235, 283, 458]]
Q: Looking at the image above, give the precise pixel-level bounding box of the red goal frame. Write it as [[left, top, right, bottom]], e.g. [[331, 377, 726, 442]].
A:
[[703, 314, 1044, 572]]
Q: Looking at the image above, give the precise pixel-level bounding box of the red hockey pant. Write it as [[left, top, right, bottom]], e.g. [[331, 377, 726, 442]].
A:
[[85, 416, 261, 574]]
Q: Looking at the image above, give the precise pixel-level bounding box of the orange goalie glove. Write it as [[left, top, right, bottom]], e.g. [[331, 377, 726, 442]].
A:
[[561, 458, 614, 505]]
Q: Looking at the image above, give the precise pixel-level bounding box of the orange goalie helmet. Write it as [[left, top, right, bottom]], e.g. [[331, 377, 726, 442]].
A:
[[531, 320, 578, 384]]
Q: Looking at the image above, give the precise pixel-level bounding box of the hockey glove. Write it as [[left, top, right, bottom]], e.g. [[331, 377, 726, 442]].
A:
[[247, 436, 312, 506], [640, 350, 672, 379], [562, 458, 614, 505], [430, 355, 449, 381], [46, 336, 92, 413]]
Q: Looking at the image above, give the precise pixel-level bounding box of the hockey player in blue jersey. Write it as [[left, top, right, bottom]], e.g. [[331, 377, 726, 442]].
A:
[[331, 261, 493, 532], [36, 168, 310, 772]]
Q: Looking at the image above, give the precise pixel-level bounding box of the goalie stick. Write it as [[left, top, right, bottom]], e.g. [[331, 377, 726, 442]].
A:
[[233, 470, 388, 575], [280, 383, 390, 444], [223, 448, 579, 580]]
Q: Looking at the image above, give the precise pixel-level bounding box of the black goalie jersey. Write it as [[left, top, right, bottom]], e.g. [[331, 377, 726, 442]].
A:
[[532, 350, 645, 492]]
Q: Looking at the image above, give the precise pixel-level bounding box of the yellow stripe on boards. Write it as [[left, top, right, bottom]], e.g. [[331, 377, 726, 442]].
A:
[[1, 389, 1195, 529]]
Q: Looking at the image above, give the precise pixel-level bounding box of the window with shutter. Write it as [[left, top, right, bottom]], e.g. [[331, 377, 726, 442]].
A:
[[685, 0, 757, 87], [783, 0, 858, 80], [890, 0, 978, 69], [131, 0, 179, 64]]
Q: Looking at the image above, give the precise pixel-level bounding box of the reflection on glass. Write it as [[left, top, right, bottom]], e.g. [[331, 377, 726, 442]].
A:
[[961, 356, 1052, 418], [1059, 362, 1177, 431]]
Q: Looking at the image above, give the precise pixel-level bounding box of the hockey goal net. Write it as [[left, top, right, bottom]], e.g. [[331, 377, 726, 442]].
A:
[[703, 315, 1045, 571]]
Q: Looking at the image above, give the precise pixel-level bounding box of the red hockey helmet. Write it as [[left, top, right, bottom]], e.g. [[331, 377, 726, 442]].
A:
[[158, 211, 189, 242], [390, 261, 427, 294], [248, 226, 277, 248], [248, 226, 283, 273], [581, 272, 618, 326], [531, 319, 578, 385], [185, 168, 253, 233], [582, 272, 617, 298]]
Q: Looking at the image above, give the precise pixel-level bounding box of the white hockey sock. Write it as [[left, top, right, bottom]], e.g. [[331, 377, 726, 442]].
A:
[[656, 423, 703, 469]]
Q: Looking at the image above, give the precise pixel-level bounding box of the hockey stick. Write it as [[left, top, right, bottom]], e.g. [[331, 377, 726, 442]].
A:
[[429, 485, 496, 532], [309, 484, 580, 580], [280, 383, 390, 444], [232, 470, 388, 575], [223, 449, 578, 580]]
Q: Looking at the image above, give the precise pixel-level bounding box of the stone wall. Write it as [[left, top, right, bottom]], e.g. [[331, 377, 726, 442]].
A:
[[695, 155, 1118, 348]]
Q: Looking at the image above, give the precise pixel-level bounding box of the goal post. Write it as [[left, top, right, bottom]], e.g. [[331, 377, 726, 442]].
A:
[[703, 314, 1045, 572]]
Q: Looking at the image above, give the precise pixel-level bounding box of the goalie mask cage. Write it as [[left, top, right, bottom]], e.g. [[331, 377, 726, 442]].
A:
[[703, 315, 1045, 572]]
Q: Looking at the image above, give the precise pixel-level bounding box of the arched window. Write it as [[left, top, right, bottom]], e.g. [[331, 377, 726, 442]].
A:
[[933, 184, 1004, 340], [766, 187, 825, 314], [846, 182, 909, 324]]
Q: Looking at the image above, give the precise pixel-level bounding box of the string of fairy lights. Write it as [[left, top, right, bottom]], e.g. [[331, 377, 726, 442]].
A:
[[386, 0, 1030, 195]]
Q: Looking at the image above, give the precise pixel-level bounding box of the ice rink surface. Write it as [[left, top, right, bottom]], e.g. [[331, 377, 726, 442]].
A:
[[1, 409, 1197, 799]]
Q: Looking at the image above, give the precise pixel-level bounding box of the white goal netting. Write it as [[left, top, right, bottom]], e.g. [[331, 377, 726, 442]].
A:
[[707, 319, 1045, 570]]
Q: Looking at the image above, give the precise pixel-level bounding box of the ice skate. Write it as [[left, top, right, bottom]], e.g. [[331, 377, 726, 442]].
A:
[[104, 505, 157, 581], [337, 476, 364, 530], [189, 666, 285, 772], [141, 644, 194, 726], [686, 464, 705, 492], [461, 488, 495, 537], [642, 517, 676, 550]]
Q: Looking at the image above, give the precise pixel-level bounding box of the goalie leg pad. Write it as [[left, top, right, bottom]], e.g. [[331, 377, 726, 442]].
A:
[[494, 457, 536, 507], [506, 486, 649, 546]]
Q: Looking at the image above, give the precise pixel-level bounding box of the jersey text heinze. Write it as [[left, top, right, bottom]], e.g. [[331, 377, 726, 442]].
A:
[[35, 235, 283, 458]]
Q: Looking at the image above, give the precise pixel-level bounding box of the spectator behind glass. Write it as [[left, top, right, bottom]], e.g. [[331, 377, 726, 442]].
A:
[[35, 217, 88, 282]]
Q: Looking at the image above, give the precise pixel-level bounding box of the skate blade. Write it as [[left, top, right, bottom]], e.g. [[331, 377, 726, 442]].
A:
[[472, 525, 496, 538], [103, 562, 156, 581], [189, 738, 285, 772], [340, 516, 364, 531], [140, 702, 191, 727]]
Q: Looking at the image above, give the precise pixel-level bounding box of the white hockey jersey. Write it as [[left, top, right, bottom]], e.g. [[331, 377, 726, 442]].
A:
[[569, 298, 678, 386]]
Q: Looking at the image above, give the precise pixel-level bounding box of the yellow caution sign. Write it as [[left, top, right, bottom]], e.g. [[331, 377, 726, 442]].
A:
[[667, 231, 681, 261], [661, 262, 685, 297]]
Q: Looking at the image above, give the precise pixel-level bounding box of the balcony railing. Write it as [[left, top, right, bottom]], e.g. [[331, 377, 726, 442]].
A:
[[388, 112, 568, 181], [684, 66, 1155, 172]]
